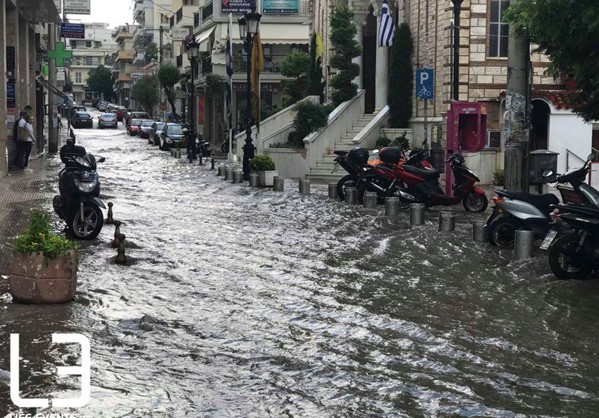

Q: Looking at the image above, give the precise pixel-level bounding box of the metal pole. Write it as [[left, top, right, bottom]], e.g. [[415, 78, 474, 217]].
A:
[[423, 98, 428, 150], [48, 23, 57, 152], [188, 52, 197, 161], [451, 0, 462, 101], [242, 33, 255, 181]]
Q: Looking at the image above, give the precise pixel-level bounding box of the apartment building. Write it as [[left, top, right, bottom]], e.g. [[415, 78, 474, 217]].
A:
[[112, 24, 139, 108]]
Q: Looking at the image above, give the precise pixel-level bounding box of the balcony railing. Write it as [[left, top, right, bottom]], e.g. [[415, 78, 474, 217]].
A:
[[176, 7, 183, 23], [176, 54, 183, 68], [194, 11, 200, 28], [202, 2, 213, 21], [233, 55, 285, 73]]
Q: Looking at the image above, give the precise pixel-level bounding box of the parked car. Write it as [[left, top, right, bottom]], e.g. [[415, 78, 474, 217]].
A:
[[138, 119, 155, 139], [92, 98, 100, 108], [115, 106, 127, 122], [149, 121, 166, 145], [127, 118, 143, 136], [71, 111, 93, 128], [98, 101, 109, 111], [69, 105, 86, 120], [125, 111, 150, 125], [159, 123, 185, 151], [98, 113, 118, 129]]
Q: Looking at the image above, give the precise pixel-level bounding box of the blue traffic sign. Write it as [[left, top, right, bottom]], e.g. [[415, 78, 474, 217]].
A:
[[416, 68, 434, 100]]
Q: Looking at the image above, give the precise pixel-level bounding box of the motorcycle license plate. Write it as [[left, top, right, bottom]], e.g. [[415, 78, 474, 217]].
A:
[[540, 229, 558, 251]]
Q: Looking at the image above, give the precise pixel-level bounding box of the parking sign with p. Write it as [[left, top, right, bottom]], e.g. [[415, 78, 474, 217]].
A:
[[416, 69, 434, 100]]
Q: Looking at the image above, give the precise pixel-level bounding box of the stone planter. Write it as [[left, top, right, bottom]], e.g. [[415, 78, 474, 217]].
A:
[[9, 250, 78, 304], [259, 170, 278, 187]]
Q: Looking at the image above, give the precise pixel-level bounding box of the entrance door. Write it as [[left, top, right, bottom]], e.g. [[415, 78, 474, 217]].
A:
[[362, 7, 377, 114], [531, 99, 550, 150]]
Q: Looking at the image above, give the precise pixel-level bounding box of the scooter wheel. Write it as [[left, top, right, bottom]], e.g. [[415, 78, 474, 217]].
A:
[[463, 191, 488, 212], [336, 175, 357, 201], [71, 203, 104, 240], [488, 216, 522, 247], [548, 233, 593, 280]]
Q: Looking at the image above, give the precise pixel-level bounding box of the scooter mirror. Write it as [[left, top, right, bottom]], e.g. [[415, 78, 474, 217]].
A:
[[98, 157, 106, 163], [588, 153, 595, 162], [542, 170, 554, 178]]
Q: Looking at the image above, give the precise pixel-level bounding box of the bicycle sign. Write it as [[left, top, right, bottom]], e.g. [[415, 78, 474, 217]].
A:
[[416, 69, 434, 100]]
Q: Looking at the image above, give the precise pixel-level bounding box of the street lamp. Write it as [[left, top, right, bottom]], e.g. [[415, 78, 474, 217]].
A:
[[186, 38, 200, 161], [238, 8, 261, 180]]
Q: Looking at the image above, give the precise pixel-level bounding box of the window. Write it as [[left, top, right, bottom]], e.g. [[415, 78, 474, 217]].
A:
[[486, 131, 501, 148], [489, 0, 509, 57], [85, 56, 93, 66], [75, 72, 82, 83], [86, 41, 92, 48], [95, 41, 101, 48]]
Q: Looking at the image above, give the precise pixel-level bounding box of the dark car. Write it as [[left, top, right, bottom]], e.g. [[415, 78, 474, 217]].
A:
[[127, 118, 143, 136], [71, 111, 93, 128], [138, 119, 155, 139], [125, 111, 150, 126], [98, 101, 108, 111], [98, 113, 117, 129], [69, 105, 87, 120], [159, 123, 185, 151], [149, 121, 166, 145]]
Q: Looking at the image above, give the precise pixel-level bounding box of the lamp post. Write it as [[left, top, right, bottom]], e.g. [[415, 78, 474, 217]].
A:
[[238, 8, 261, 180], [186, 38, 200, 161]]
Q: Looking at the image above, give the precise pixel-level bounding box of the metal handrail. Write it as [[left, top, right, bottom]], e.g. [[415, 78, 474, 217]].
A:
[[566, 148, 586, 170]]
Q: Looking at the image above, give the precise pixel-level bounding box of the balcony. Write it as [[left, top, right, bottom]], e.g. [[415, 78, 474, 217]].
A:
[[116, 50, 134, 62], [233, 55, 285, 73], [202, 2, 213, 22], [172, 6, 197, 28]]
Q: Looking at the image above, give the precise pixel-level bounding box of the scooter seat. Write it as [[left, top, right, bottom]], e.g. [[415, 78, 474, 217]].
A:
[[333, 150, 348, 156], [402, 164, 440, 179], [500, 191, 559, 214]]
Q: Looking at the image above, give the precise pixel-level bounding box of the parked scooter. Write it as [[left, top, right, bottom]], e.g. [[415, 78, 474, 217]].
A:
[[333, 147, 379, 200], [53, 130, 106, 240]]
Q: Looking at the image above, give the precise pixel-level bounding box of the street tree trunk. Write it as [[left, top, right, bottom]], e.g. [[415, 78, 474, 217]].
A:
[[503, 1, 530, 192]]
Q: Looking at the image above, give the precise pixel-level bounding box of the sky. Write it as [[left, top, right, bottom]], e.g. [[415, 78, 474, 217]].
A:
[[66, 0, 135, 29]]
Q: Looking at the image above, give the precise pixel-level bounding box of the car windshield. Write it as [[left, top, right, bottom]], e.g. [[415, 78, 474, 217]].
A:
[[156, 122, 166, 130], [101, 114, 115, 120], [141, 120, 154, 127], [130, 119, 142, 126], [167, 125, 183, 135], [76, 112, 90, 119]]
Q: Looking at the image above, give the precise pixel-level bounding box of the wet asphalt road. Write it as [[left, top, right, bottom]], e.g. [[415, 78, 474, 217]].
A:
[[2, 111, 599, 417]]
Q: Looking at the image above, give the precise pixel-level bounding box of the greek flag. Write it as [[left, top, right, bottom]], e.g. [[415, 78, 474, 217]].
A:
[[379, 0, 395, 47], [226, 14, 233, 130]]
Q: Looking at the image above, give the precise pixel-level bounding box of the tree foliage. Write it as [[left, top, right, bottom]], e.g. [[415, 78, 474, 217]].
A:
[[506, 0, 599, 120], [388, 23, 414, 128], [308, 33, 325, 101], [292, 101, 329, 147], [158, 63, 181, 119], [329, 5, 362, 106], [146, 43, 158, 62], [132, 75, 160, 115], [281, 51, 311, 104], [63, 76, 73, 94], [86, 65, 113, 100]]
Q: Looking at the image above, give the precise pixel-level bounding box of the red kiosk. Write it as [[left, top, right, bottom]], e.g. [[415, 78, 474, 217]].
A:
[[445, 102, 488, 195]]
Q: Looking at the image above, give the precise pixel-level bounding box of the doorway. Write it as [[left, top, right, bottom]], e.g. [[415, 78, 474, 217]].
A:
[[531, 99, 550, 150], [362, 6, 377, 114]]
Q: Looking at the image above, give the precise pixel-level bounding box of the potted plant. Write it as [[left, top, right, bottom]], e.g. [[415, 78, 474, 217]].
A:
[[10, 210, 79, 304], [250, 155, 278, 187]]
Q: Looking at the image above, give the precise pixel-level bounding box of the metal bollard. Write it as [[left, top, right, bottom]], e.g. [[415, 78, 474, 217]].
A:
[[249, 173, 260, 187], [273, 176, 284, 191], [514, 230, 535, 260], [115, 234, 127, 265], [112, 221, 122, 248], [364, 192, 377, 209], [410, 203, 425, 226], [328, 183, 338, 200], [299, 178, 310, 195], [472, 221, 488, 243], [344, 187, 357, 204], [175, 149, 181, 159], [105, 202, 114, 225], [385, 197, 400, 216], [170, 148, 175, 157], [199, 154, 204, 166], [217, 165, 225, 176], [211, 158, 215, 170], [233, 170, 243, 183], [438, 211, 456, 232], [225, 167, 234, 181]]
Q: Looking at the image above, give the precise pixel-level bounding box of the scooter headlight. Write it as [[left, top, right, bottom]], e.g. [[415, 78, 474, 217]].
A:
[[73, 177, 97, 193]]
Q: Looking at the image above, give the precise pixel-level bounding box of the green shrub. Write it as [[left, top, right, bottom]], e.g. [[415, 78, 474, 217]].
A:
[[292, 101, 329, 146], [376, 136, 391, 148], [250, 155, 276, 171], [12, 210, 78, 259], [493, 169, 505, 186]]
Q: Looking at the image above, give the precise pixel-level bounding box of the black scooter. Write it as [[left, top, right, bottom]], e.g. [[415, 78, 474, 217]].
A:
[[53, 131, 106, 240]]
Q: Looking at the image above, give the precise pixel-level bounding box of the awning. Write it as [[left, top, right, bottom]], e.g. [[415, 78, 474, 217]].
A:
[[230, 23, 310, 45], [197, 26, 217, 52], [36, 76, 69, 100]]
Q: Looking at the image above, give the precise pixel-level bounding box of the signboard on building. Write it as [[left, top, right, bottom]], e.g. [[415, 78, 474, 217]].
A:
[[56, 68, 66, 82], [60, 23, 85, 39], [263, 0, 298, 14], [130, 69, 156, 80], [175, 90, 187, 99], [172, 27, 191, 41], [65, 0, 91, 15], [221, 0, 253, 13]]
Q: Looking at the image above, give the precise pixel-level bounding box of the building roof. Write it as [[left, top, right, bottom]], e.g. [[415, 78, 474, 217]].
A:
[[533, 90, 579, 111]]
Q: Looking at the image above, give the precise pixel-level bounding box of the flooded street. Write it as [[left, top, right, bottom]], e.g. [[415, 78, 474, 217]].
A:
[[2, 115, 599, 417]]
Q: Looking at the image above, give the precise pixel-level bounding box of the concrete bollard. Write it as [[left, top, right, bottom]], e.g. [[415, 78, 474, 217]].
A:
[[249, 173, 260, 187], [344, 187, 357, 204], [438, 211, 456, 232], [299, 178, 310, 195], [112, 220, 122, 248], [106, 202, 114, 225], [217, 165, 225, 176], [410, 203, 425, 226], [170, 148, 175, 157], [115, 234, 127, 265], [233, 170, 243, 183], [364, 192, 377, 209], [225, 167, 234, 181], [175, 149, 182, 159], [514, 230, 535, 260], [328, 183, 338, 200], [473, 221, 488, 243], [273, 176, 284, 192], [385, 197, 400, 216]]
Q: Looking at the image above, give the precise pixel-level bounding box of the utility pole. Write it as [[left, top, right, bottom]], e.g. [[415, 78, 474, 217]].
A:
[[450, 0, 462, 101], [48, 23, 57, 153], [502, 0, 530, 192], [159, 25, 164, 64]]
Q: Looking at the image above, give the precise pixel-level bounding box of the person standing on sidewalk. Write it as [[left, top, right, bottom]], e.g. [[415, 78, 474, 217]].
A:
[[12, 111, 27, 169], [22, 115, 36, 168]]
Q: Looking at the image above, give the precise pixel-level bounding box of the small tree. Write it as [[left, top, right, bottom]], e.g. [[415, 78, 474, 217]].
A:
[[388, 23, 413, 128], [280, 51, 311, 105], [63, 76, 73, 94], [86, 65, 113, 100], [329, 5, 362, 107], [308, 33, 325, 101], [291, 101, 329, 147], [132, 75, 160, 116], [146, 43, 158, 62], [157, 63, 181, 120]]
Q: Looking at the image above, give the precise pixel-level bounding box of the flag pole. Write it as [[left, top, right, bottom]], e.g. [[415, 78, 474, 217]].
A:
[[227, 12, 234, 162]]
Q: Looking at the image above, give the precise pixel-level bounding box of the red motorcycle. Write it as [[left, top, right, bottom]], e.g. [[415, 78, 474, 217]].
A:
[[357, 149, 488, 212]]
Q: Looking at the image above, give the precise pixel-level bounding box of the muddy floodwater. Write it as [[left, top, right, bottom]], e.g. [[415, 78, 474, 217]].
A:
[[2, 116, 599, 417]]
